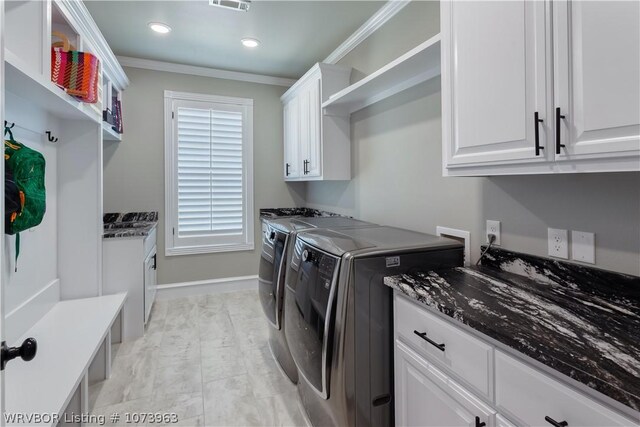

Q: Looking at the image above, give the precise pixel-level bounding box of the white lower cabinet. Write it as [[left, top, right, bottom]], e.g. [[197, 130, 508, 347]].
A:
[[103, 228, 157, 340], [495, 351, 634, 427], [495, 414, 517, 427], [143, 249, 157, 324], [393, 292, 637, 427], [395, 341, 494, 427]]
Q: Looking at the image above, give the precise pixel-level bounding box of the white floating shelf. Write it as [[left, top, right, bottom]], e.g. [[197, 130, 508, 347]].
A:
[[322, 34, 441, 116], [102, 122, 122, 141], [5, 49, 100, 124]]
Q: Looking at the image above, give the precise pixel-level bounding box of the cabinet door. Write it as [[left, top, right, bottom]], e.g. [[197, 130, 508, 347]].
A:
[[300, 77, 322, 178], [442, 0, 550, 168], [495, 350, 634, 427], [283, 98, 301, 179], [553, 0, 640, 161], [143, 251, 156, 324], [395, 342, 494, 427]]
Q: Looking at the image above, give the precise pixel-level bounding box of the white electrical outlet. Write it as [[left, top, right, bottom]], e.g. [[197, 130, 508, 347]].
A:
[[548, 228, 569, 259], [486, 220, 501, 245], [572, 231, 595, 264]]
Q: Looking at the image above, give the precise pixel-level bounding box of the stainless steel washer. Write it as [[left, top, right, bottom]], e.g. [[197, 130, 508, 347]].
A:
[[284, 226, 463, 426], [258, 216, 376, 384]]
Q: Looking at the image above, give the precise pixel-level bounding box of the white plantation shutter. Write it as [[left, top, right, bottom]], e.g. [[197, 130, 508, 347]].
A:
[[177, 108, 244, 235], [165, 92, 254, 255]]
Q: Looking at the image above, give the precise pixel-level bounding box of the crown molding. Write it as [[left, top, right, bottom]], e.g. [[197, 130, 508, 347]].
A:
[[323, 0, 411, 65], [117, 56, 296, 87], [58, 0, 129, 90]]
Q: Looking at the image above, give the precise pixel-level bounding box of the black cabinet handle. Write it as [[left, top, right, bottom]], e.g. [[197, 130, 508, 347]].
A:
[[1, 338, 37, 370], [545, 416, 568, 427], [303, 160, 309, 175], [555, 107, 566, 154], [534, 112, 544, 156], [152, 254, 157, 270], [285, 163, 290, 176], [475, 416, 486, 427], [413, 330, 445, 351]]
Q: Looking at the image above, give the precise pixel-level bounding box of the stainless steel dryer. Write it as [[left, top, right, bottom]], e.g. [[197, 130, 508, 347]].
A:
[[283, 226, 463, 427], [258, 216, 376, 384]]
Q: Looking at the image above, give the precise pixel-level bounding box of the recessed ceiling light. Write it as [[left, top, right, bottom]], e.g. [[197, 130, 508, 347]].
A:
[[148, 22, 172, 34], [241, 38, 260, 48]]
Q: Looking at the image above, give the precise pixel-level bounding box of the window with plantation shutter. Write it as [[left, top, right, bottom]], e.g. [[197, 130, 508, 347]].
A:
[[164, 91, 254, 256]]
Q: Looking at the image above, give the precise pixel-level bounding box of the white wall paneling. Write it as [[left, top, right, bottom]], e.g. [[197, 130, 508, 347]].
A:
[[57, 120, 103, 300], [3, 92, 60, 344], [2, 0, 127, 346]]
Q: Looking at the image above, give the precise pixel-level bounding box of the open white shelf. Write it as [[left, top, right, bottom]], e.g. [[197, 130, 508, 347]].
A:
[[322, 34, 441, 116], [5, 49, 101, 124], [102, 121, 122, 141]]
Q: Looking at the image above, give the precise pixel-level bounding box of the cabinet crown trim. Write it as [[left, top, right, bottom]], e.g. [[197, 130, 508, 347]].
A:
[[281, 63, 352, 102]]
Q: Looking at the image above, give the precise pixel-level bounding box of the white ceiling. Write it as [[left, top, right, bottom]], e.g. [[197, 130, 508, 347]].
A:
[[85, 0, 383, 79]]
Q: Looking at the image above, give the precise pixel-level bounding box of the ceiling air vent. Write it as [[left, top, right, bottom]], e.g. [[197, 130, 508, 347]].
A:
[[209, 0, 251, 12]]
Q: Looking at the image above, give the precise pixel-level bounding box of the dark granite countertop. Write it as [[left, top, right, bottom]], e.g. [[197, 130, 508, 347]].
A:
[[103, 212, 158, 239], [259, 207, 347, 220], [384, 248, 640, 412]]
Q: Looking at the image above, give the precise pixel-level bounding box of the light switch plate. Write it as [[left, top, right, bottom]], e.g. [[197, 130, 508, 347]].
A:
[[548, 228, 569, 259], [571, 231, 595, 264]]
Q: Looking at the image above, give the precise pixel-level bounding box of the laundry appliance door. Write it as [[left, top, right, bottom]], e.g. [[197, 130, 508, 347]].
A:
[[285, 242, 339, 399], [258, 227, 288, 328]]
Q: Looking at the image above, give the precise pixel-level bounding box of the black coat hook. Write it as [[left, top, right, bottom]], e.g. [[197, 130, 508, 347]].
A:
[[45, 131, 58, 143], [4, 121, 15, 130]]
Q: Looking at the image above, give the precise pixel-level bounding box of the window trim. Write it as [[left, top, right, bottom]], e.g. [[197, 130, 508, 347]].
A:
[[164, 90, 254, 256]]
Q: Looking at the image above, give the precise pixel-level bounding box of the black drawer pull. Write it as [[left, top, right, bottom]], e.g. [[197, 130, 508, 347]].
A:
[[372, 394, 391, 406], [475, 416, 486, 427], [534, 111, 544, 156], [555, 107, 566, 154], [413, 330, 445, 351], [545, 416, 568, 427], [285, 163, 290, 176]]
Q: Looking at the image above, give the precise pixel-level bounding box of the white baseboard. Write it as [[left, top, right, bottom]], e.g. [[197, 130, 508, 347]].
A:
[[156, 275, 258, 300], [5, 279, 60, 345]]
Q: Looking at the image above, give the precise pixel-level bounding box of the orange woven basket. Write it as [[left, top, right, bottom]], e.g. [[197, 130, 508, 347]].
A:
[[50, 31, 100, 103]]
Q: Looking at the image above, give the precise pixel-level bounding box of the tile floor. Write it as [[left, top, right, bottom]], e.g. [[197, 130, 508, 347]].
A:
[[88, 290, 309, 426]]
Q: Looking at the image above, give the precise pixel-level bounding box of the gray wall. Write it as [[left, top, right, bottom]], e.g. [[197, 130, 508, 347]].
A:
[[304, 1, 640, 276], [104, 67, 305, 284]]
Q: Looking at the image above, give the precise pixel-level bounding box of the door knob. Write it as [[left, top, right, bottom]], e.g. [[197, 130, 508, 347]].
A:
[[1, 338, 37, 370]]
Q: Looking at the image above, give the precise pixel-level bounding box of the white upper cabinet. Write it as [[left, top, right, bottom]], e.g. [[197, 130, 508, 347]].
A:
[[281, 63, 351, 181], [553, 0, 640, 163], [283, 97, 301, 178], [442, 0, 640, 176], [442, 0, 550, 168], [300, 75, 322, 178]]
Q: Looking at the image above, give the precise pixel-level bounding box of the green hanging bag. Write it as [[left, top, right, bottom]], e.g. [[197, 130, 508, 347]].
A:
[[4, 127, 46, 270]]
